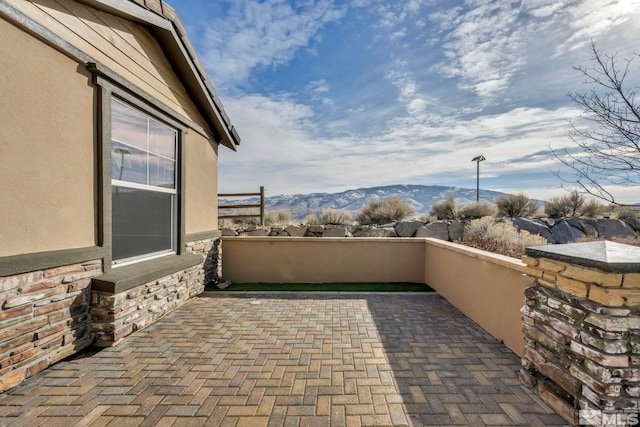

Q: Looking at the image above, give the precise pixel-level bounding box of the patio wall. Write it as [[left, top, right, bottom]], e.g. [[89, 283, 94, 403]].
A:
[[222, 237, 425, 284], [222, 236, 526, 356], [423, 238, 527, 356]]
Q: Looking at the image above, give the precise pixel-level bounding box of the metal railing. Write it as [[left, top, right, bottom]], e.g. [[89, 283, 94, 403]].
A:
[[218, 186, 265, 226]]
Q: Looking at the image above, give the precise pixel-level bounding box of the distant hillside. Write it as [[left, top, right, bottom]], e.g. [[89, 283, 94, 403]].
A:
[[222, 184, 514, 220]]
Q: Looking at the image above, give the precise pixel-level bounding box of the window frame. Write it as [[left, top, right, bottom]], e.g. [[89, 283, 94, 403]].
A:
[[110, 98, 179, 266], [93, 73, 188, 272]]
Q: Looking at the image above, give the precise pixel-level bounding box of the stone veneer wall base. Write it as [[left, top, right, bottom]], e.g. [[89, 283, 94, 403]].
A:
[[0, 237, 221, 391], [0, 260, 102, 392], [91, 237, 220, 347], [520, 241, 640, 426]]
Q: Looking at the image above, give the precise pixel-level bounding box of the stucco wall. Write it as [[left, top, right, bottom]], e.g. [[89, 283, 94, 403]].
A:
[[222, 237, 425, 284], [0, 17, 96, 257], [185, 132, 219, 234], [423, 238, 527, 356]]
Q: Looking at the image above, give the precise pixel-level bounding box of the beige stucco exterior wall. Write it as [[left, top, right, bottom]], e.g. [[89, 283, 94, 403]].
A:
[[423, 238, 527, 356], [5, 0, 206, 129], [0, 17, 95, 257], [185, 132, 219, 234], [221, 237, 425, 284]]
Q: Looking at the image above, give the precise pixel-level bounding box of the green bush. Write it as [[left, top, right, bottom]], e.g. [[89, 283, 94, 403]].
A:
[[459, 217, 548, 258], [355, 197, 414, 225], [495, 193, 539, 218], [457, 201, 497, 219], [429, 198, 456, 220]]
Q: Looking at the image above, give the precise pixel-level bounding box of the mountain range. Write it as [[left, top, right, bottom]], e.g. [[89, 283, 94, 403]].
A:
[[222, 184, 514, 220]]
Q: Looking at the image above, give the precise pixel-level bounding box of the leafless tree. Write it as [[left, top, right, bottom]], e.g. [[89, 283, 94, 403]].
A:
[[551, 42, 640, 204]]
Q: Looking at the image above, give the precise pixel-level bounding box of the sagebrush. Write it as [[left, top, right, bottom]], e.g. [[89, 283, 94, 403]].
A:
[[458, 216, 548, 258], [544, 190, 604, 218], [305, 209, 353, 225], [356, 197, 414, 224], [457, 201, 497, 219], [264, 209, 292, 226], [429, 198, 456, 220], [495, 193, 539, 218]]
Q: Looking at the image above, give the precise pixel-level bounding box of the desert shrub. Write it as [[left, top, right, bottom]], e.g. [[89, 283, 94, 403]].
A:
[[318, 209, 353, 225], [581, 200, 607, 218], [224, 208, 261, 226], [457, 201, 497, 219], [495, 193, 539, 218], [429, 197, 456, 220], [417, 213, 436, 223], [304, 209, 352, 225], [544, 190, 605, 218], [264, 209, 291, 226], [304, 213, 321, 225], [612, 206, 640, 219], [577, 235, 640, 247], [355, 197, 414, 224], [458, 216, 548, 258]]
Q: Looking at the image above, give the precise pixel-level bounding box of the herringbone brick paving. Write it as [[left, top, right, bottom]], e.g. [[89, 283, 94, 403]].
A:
[[0, 293, 566, 426]]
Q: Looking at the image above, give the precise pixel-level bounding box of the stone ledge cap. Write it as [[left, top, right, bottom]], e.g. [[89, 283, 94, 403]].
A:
[[525, 241, 640, 273], [92, 253, 202, 294]]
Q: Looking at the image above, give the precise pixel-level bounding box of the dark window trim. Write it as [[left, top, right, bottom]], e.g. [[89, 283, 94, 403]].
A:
[[93, 76, 188, 273], [87, 62, 212, 140], [92, 253, 202, 294], [0, 247, 105, 278]]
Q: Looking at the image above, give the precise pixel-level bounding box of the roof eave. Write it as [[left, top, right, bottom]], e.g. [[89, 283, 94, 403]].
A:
[[76, 0, 240, 150]]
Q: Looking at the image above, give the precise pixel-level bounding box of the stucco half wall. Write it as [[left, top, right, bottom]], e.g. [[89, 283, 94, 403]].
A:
[[222, 237, 425, 284], [423, 238, 527, 356], [222, 236, 528, 356]]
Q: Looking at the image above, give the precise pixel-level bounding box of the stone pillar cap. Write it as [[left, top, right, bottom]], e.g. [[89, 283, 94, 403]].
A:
[[525, 241, 640, 273]]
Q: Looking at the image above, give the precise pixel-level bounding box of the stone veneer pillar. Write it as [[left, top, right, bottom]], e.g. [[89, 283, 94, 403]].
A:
[[520, 241, 640, 425]]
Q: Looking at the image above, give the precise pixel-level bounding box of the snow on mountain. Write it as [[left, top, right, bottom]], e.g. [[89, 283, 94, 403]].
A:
[[221, 184, 513, 220]]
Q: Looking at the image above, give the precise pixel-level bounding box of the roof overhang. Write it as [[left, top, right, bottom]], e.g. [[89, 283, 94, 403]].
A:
[[76, 0, 240, 150]]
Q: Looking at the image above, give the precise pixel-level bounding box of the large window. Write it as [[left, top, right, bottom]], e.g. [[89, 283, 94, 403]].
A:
[[110, 99, 178, 264]]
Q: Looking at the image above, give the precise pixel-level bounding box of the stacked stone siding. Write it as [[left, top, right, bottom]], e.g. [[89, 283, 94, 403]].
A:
[[521, 248, 640, 424], [0, 260, 101, 392], [91, 237, 221, 347], [186, 236, 221, 285]]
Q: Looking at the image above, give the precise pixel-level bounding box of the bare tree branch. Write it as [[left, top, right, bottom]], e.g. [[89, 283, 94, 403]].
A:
[[552, 42, 640, 204]]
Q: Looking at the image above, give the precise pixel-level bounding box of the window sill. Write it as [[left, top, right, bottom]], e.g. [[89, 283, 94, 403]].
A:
[[92, 253, 202, 294]]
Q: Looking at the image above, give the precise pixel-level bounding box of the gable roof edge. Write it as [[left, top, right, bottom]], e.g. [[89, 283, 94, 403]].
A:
[[77, 0, 240, 150]]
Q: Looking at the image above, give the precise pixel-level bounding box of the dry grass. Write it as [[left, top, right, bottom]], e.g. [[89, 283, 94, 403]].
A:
[[577, 235, 640, 247], [305, 209, 353, 225]]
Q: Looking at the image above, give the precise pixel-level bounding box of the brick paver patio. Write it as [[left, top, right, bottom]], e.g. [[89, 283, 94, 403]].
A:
[[0, 293, 566, 426]]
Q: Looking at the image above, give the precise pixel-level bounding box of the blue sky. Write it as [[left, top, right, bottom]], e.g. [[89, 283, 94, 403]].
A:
[[172, 0, 640, 202]]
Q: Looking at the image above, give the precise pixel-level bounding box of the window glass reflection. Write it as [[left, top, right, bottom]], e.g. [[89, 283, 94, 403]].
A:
[[149, 119, 176, 159], [111, 100, 147, 150], [149, 154, 175, 188], [111, 141, 147, 185]]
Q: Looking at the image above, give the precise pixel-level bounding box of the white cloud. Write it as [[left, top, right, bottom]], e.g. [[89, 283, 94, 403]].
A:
[[219, 88, 584, 197], [556, 0, 638, 55], [200, 0, 345, 89], [429, 1, 525, 100]]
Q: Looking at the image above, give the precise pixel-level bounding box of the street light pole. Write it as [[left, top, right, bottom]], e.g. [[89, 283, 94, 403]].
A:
[[471, 155, 486, 202]]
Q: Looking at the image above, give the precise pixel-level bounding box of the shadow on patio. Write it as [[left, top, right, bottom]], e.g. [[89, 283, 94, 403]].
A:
[[0, 292, 565, 426]]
